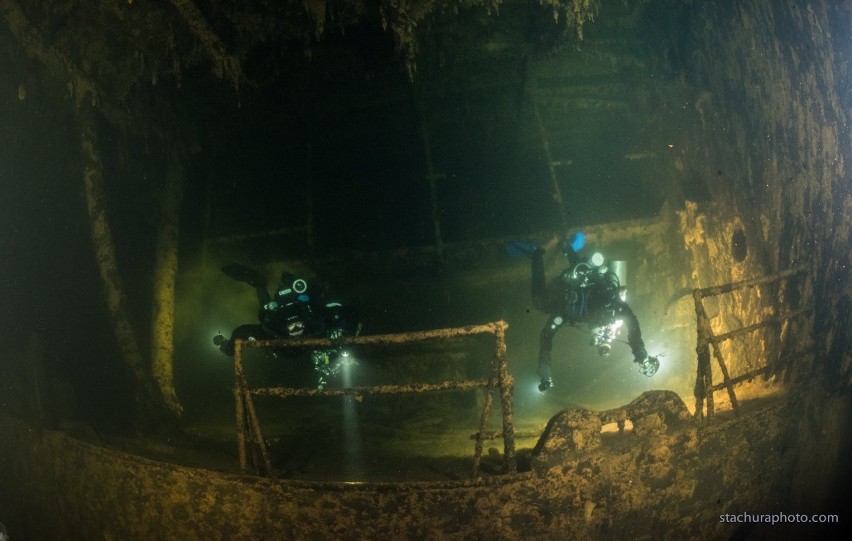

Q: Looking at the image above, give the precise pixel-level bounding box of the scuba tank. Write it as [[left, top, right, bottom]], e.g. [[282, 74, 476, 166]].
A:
[[609, 260, 627, 301]]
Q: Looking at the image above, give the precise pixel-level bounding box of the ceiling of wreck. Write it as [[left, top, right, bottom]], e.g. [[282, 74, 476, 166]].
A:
[[2, 0, 598, 128], [3, 1, 635, 248], [10, 0, 668, 261]]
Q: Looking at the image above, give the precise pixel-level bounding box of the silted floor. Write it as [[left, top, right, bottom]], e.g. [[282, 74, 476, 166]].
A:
[[106, 391, 549, 483], [102, 381, 789, 485]]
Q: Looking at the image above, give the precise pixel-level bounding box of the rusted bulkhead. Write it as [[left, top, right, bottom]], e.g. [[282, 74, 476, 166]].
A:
[[2, 388, 846, 540]]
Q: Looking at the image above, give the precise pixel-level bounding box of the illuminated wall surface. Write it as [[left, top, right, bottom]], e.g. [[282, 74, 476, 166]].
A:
[[0, 0, 849, 539]]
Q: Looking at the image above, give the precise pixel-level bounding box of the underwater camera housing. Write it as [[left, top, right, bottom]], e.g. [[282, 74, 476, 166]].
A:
[[609, 260, 628, 301], [639, 355, 660, 377]]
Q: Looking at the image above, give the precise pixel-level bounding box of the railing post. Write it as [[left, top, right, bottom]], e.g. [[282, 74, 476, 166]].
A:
[[693, 290, 713, 419], [472, 356, 497, 478], [234, 341, 247, 473], [494, 321, 517, 474]]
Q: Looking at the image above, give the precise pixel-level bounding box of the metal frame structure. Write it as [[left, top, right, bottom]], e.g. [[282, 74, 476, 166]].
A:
[[233, 320, 516, 478], [692, 266, 812, 419]]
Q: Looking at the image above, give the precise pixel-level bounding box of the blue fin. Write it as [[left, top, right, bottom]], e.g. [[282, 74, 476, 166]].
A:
[[505, 241, 540, 258]]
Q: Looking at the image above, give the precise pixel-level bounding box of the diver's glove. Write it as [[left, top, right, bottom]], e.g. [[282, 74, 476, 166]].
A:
[[213, 334, 226, 347], [538, 377, 554, 392]]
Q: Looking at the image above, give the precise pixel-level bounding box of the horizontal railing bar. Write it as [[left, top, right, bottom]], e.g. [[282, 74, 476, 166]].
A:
[[240, 321, 506, 350], [695, 266, 807, 299], [252, 378, 491, 398], [708, 348, 816, 392], [710, 308, 811, 343]]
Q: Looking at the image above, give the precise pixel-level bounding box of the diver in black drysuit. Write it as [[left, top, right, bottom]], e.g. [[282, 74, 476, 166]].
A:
[[213, 265, 361, 388], [514, 233, 657, 392], [213, 266, 321, 356]]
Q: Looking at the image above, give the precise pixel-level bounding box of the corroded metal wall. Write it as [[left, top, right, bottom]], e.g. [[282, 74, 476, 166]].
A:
[[667, 0, 849, 388], [676, 201, 815, 407], [1, 389, 848, 540]]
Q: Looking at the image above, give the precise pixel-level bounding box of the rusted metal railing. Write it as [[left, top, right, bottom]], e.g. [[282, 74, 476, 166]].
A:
[[693, 266, 811, 420], [233, 320, 516, 478]]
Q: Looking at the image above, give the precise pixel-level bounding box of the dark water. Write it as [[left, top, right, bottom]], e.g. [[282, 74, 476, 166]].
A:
[[0, 1, 691, 443], [1, 0, 847, 495]]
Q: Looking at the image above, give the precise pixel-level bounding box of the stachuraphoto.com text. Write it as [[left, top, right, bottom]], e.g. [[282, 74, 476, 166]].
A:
[[720, 512, 839, 525]]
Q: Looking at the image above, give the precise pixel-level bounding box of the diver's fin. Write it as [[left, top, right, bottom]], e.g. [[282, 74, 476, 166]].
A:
[[221, 263, 267, 288], [505, 241, 543, 258]]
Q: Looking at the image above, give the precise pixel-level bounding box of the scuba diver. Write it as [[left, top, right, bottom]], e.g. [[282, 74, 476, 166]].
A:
[[213, 264, 361, 388], [508, 232, 660, 392]]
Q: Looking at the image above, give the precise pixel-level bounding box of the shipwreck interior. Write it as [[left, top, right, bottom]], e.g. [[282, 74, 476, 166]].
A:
[[0, 0, 850, 539]]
